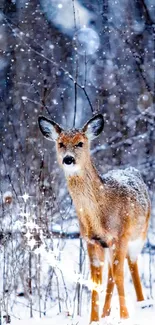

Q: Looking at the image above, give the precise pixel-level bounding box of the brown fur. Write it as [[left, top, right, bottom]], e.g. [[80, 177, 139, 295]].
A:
[[55, 130, 150, 323]]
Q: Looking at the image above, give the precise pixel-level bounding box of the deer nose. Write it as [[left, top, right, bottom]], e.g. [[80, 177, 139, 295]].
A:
[[63, 156, 75, 165]]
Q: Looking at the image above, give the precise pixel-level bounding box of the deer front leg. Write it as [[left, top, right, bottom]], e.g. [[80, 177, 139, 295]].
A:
[[102, 263, 115, 317], [87, 243, 105, 323]]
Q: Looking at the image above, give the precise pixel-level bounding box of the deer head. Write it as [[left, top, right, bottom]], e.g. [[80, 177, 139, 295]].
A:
[[38, 114, 104, 176]]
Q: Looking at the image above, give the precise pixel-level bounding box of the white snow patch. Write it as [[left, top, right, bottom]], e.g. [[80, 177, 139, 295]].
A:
[[108, 94, 117, 104], [75, 27, 100, 56], [40, 0, 94, 35], [128, 238, 144, 262], [142, 94, 149, 101], [103, 167, 149, 210], [21, 96, 27, 101], [10, 301, 155, 325]]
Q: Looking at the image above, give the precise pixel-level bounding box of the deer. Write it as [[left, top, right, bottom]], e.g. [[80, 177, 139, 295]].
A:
[[38, 114, 151, 324]]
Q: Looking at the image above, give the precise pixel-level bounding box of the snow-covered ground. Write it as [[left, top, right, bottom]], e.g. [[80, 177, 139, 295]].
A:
[[1, 218, 154, 324], [11, 301, 155, 325], [1, 233, 154, 324]]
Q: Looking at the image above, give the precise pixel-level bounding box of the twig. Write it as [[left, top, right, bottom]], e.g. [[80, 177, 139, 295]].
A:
[[91, 132, 148, 154], [73, 61, 78, 127], [4, 15, 93, 113]]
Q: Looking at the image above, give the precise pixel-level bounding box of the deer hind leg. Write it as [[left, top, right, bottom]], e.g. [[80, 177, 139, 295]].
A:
[[127, 256, 144, 301], [87, 243, 105, 323], [101, 263, 115, 317], [113, 242, 129, 319]]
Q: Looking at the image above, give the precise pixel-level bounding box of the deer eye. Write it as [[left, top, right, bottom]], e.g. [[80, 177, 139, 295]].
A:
[[75, 142, 83, 148], [59, 142, 65, 148]]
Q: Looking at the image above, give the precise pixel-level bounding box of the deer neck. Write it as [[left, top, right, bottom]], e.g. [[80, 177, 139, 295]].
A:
[[66, 158, 104, 202], [65, 158, 109, 241]]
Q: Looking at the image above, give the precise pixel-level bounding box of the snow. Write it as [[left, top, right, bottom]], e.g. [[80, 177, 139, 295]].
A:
[[4, 238, 154, 325], [11, 302, 155, 325], [75, 28, 100, 56], [40, 0, 94, 35], [103, 167, 150, 210], [128, 239, 144, 262]]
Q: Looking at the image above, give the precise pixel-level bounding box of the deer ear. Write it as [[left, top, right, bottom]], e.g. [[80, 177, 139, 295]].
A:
[[38, 116, 62, 141], [82, 114, 104, 140]]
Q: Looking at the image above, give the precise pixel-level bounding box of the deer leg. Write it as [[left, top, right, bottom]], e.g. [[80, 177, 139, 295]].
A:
[[113, 244, 129, 319], [127, 256, 144, 301], [101, 263, 115, 317], [87, 243, 104, 323]]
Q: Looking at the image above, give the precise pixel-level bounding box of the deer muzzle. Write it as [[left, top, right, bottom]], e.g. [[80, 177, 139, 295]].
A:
[[63, 155, 75, 165]]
